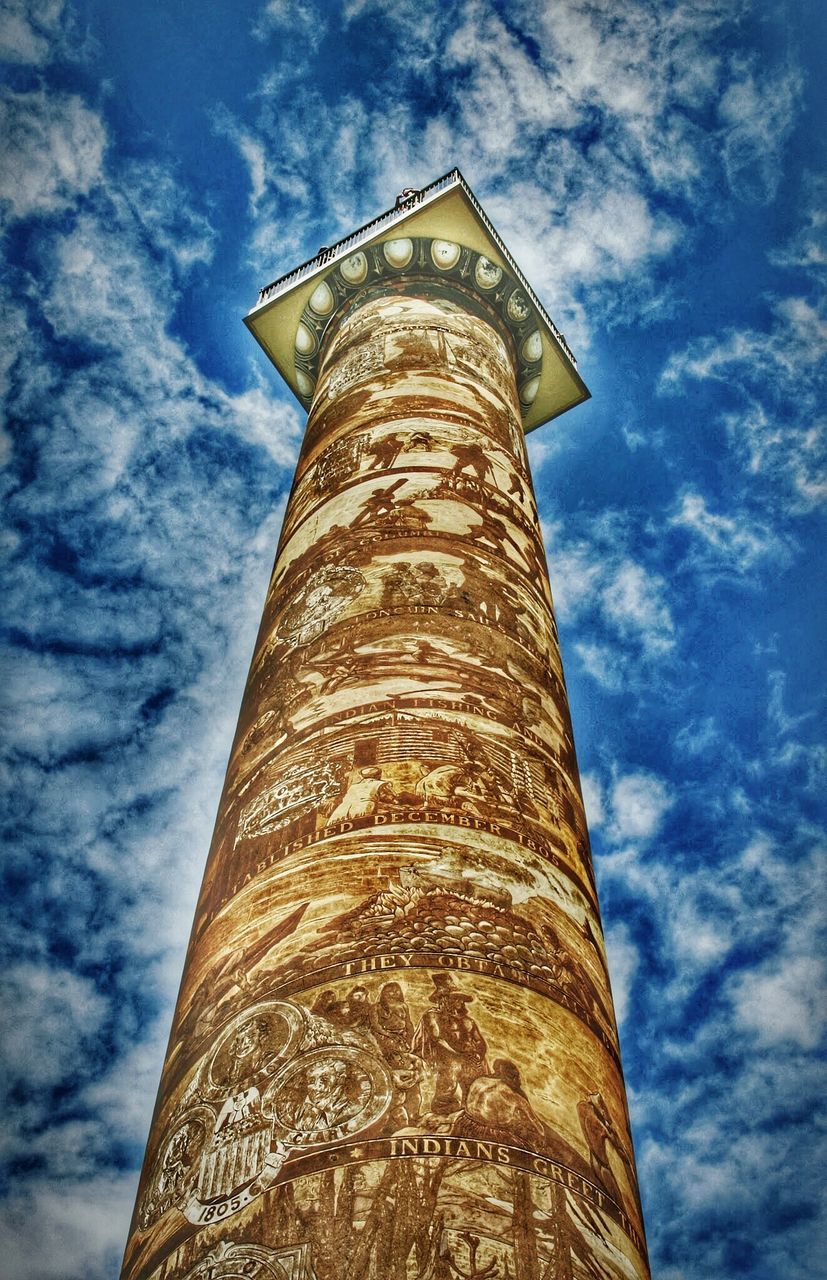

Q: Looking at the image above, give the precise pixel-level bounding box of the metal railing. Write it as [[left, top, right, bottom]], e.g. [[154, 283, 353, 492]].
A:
[[250, 168, 577, 368], [254, 171, 459, 308]]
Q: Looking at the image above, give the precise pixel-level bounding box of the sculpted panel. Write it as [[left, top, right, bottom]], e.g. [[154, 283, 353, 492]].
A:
[[137, 971, 641, 1254], [169, 834, 612, 1075], [143, 1160, 645, 1280]]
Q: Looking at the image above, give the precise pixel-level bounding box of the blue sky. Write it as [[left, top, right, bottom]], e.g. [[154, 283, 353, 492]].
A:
[[1, 0, 824, 1276]]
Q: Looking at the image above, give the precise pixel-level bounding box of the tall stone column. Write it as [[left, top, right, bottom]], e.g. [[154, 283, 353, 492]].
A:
[[123, 176, 649, 1280]]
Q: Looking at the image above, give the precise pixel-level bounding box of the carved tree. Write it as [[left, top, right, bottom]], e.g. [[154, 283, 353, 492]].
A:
[[270, 1180, 301, 1252], [512, 1172, 540, 1280], [541, 1183, 573, 1280], [411, 1160, 450, 1277], [348, 1162, 401, 1280], [331, 1164, 357, 1270]]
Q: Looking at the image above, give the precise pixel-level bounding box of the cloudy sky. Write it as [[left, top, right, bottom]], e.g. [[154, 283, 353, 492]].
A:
[[1, 0, 824, 1276]]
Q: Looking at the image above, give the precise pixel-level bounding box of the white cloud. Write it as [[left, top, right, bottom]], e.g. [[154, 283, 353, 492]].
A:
[[601, 558, 675, 655], [609, 770, 674, 842], [730, 953, 826, 1049], [670, 489, 789, 574], [547, 542, 603, 620], [120, 162, 216, 272], [767, 670, 817, 740], [661, 295, 827, 512], [0, 964, 107, 1093], [545, 513, 677, 692], [81, 1022, 170, 1153], [214, 111, 270, 212], [573, 640, 626, 692], [0, 82, 303, 1234], [0, 0, 65, 65], [580, 770, 605, 828], [604, 816, 826, 1273], [0, 1174, 134, 1280], [662, 297, 826, 390], [600, 819, 827, 1022], [548, 187, 679, 283], [30, 204, 300, 471], [668, 891, 733, 967], [719, 57, 802, 204], [2, 7, 823, 1278], [227, 0, 788, 347], [769, 175, 827, 273], [0, 90, 105, 222], [604, 921, 639, 1024], [674, 715, 719, 757], [253, 0, 329, 48]]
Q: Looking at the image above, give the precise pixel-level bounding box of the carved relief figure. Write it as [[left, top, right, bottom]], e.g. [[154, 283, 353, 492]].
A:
[[450, 440, 494, 484], [327, 767, 394, 823], [455, 1058, 545, 1150], [577, 1091, 639, 1217], [413, 975, 487, 1114]]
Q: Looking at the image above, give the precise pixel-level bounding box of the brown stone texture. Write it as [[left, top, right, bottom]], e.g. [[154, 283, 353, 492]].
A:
[[122, 281, 649, 1280]]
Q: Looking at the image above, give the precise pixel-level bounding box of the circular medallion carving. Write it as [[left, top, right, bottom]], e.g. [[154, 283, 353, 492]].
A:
[[266, 1045, 392, 1147], [521, 374, 541, 406], [276, 563, 366, 647], [139, 1105, 214, 1228], [475, 255, 502, 289], [308, 280, 334, 315], [431, 239, 462, 269], [179, 1242, 308, 1280], [521, 329, 542, 363], [507, 291, 530, 323], [208, 1001, 305, 1094], [384, 238, 414, 267], [339, 251, 368, 284], [295, 368, 314, 398], [294, 321, 316, 356]]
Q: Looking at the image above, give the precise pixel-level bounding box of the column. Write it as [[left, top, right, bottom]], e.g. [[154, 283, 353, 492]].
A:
[[123, 237, 648, 1280]]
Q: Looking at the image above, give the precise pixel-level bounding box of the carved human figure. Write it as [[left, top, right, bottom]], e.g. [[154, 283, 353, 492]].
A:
[[455, 1058, 545, 1149], [450, 440, 494, 484], [370, 981, 422, 1125], [413, 562, 449, 606], [370, 981, 413, 1052], [310, 989, 341, 1019], [491, 582, 533, 649], [290, 1059, 360, 1133], [336, 984, 373, 1035], [577, 1092, 633, 1209], [364, 431, 406, 470], [380, 562, 418, 608], [415, 761, 485, 810], [350, 478, 407, 529], [407, 429, 433, 452], [412, 975, 487, 1114], [327, 768, 393, 823], [220, 1017, 271, 1089], [385, 494, 435, 533], [156, 1120, 200, 1206], [506, 466, 528, 505], [472, 511, 530, 571], [312, 641, 360, 696]]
